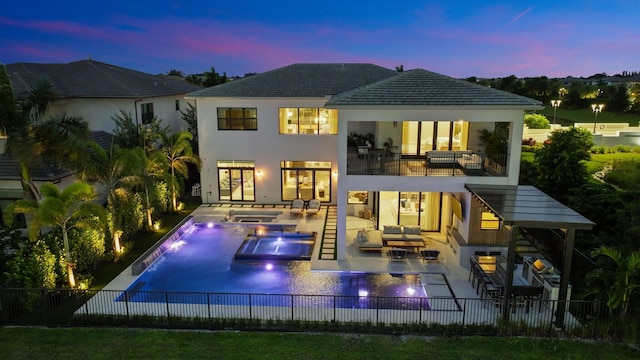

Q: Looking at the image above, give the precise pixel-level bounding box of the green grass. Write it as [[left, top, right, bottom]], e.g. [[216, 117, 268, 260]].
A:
[[0, 328, 637, 360], [89, 198, 201, 289], [585, 153, 640, 174], [538, 108, 640, 127]]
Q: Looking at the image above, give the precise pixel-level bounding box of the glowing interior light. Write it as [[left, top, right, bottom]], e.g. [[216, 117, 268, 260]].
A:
[[406, 287, 416, 296], [207, 222, 214, 228], [265, 263, 273, 270], [359, 290, 369, 297]]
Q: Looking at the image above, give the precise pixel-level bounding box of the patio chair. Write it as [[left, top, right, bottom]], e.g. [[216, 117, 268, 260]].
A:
[[290, 198, 305, 215], [387, 248, 409, 262], [306, 199, 321, 216]]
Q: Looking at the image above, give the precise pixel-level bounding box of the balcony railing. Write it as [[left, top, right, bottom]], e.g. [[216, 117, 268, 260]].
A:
[[346, 151, 508, 176]]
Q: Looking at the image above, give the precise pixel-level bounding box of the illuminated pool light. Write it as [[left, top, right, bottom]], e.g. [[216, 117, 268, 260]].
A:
[[265, 263, 274, 271], [359, 289, 369, 297], [207, 222, 214, 228], [406, 287, 416, 296], [169, 240, 186, 251]]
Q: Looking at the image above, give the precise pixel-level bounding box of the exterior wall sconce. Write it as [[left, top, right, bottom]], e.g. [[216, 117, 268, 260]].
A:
[[256, 170, 263, 177], [332, 171, 338, 177]]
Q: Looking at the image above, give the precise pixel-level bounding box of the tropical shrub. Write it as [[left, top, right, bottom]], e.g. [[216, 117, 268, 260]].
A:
[[524, 113, 550, 129]]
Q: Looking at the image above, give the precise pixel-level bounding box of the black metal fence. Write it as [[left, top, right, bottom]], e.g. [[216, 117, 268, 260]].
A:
[[1, 288, 637, 341]]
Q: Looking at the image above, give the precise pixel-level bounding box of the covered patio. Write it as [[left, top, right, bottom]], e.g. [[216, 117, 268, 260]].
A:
[[465, 184, 595, 327]]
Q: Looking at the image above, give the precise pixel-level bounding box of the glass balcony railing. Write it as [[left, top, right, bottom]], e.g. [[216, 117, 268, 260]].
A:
[[346, 150, 509, 176]]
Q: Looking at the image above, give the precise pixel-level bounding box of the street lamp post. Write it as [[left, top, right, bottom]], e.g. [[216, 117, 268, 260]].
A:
[[591, 104, 604, 134], [551, 100, 561, 126]]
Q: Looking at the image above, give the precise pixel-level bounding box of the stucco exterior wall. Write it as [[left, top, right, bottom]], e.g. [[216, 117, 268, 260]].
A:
[[195, 97, 339, 204], [46, 95, 191, 134]]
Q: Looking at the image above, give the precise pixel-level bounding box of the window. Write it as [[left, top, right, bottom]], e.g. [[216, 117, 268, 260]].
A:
[[217, 161, 255, 201], [141, 103, 154, 124], [378, 191, 441, 231], [281, 161, 331, 202], [217, 108, 257, 130], [481, 211, 500, 230], [401, 121, 469, 155], [279, 108, 338, 134]]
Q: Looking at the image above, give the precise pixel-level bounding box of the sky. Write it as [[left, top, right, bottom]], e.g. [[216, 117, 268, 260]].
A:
[[1, 0, 639, 79]]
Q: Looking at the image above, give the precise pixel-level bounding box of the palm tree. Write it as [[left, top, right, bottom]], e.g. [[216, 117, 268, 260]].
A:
[[80, 142, 143, 253], [3, 182, 107, 288], [159, 131, 201, 212], [585, 246, 640, 317], [140, 149, 167, 230], [18, 78, 56, 124]]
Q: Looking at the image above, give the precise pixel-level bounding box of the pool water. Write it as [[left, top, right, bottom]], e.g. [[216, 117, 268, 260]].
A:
[[119, 223, 428, 309], [234, 230, 316, 260]]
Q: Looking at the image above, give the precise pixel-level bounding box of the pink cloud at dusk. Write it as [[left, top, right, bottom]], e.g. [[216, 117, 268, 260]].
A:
[[1, 1, 639, 78]]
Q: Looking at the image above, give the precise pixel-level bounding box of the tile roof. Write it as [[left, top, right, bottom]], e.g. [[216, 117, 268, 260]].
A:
[[188, 63, 398, 98], [7, 60, 202, 99], [0, 131, 113, 181], [326, 69, 543, 107]]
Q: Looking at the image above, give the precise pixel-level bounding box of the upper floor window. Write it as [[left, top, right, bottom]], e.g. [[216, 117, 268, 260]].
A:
[[141, 103, 154, 124], [279, 108, 338, 135], [217, 108, 257, 130]]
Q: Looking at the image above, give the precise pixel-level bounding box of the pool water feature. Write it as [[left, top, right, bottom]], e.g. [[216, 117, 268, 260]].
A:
[[120, 222, 429, 309], [234, 230, 316, 260]]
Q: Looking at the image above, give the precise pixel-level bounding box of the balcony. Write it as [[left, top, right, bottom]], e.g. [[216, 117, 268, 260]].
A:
[[346, 150, 508, 176]]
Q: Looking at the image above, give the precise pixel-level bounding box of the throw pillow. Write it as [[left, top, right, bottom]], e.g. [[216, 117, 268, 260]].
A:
[[404, 226, 421, 235], [383, 225, 402, 234]]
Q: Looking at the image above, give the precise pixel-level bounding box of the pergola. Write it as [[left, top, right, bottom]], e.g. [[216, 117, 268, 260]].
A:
[[465, 184, 595, 327]]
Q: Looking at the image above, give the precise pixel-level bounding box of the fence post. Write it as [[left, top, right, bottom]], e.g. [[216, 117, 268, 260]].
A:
[[333, 296, 336, 323], [41, 289, 48, 325], [419, 298, 423, 323], [291, 295, 294, 321], [248, 294, 252, 320], [165, 292, 170, 326], [0, 290, 7, 325], [462, 299, 466, 330], [376, 297, 379, 325], [124, 290, 130, 323], [207, 293, 211, 328]]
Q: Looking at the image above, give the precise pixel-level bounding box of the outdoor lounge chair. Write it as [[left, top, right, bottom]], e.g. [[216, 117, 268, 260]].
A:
[[306, 199, 321, 215], [387, 248, 409, 262], [290, 198, 305, 215]]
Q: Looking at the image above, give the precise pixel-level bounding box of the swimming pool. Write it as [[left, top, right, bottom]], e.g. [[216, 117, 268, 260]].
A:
[[120, 222, 428, 309]]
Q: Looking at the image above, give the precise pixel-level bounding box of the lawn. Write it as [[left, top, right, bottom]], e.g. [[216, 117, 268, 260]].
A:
[[521, 148, 640, 174], [0, 328, 637, 360], [538, 107, 640, 127]]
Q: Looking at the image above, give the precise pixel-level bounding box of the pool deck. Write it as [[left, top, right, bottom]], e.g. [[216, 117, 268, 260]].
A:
[[96, 203, 577, 327]]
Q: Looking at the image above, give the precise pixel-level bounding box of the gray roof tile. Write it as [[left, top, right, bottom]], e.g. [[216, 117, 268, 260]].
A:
[[188, 63, 398, 98], [326, 69, 543, 107], [7, 60, 202, 99]]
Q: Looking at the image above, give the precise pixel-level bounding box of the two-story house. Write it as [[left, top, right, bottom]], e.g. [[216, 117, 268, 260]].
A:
[[188, 64, 593, 322]]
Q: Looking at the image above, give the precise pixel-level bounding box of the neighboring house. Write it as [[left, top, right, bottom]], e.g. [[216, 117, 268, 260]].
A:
[[0, 131, 113, 227], [188, 63, 593, 272], [6, 60, 202, 133]]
